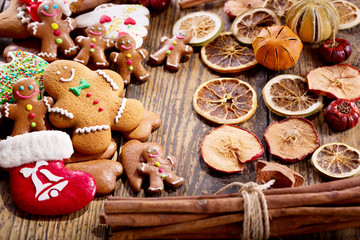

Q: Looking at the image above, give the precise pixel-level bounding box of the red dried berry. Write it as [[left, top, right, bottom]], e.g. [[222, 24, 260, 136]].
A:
[[319, 38, 352, 65], [324, 99, 359, 131]]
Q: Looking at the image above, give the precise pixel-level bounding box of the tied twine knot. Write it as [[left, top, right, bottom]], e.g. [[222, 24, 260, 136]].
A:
[[215, 180, 275, 240]]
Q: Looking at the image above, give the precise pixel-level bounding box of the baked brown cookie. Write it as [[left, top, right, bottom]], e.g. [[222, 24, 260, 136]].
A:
[[43, 60, 161, 155], [0, 78, 53, 136], [74, 23, 115, 68], [121, 140, 184, 194], [149, 29, 193, 71], [110, 34, 150, 85], [27, 0, 78, 62]]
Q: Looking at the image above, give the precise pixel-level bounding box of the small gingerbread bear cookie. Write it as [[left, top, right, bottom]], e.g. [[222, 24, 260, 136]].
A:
[[121, 140, 184, 194], [74, 23, 115, 68], [27, 0, 78, 62], [0, 78, 54, 136], [43, 60, 161, 155], [110, 34, 150, 85], [149, 29, 193, 71]]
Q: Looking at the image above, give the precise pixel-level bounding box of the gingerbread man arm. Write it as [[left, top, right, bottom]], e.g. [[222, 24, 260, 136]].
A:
[[160, 36, 169, 46], [75, 36, 87, 47], [96, 69, 124, 94], [184, 45, 193, 54], [43, 96, 54, 108], [65, 17, 77, 31], [166, 155, 177, 167], [105, 39, 115, 50], [137, 162, 151, 174], [109, 52, 120, 63], [138, 49, 149, 60], [27, 22, 43, 38], [1, 103, 16, 120]]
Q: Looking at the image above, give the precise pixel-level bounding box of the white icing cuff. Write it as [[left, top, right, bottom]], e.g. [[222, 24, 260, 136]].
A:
[[0, 131, 74, 168]]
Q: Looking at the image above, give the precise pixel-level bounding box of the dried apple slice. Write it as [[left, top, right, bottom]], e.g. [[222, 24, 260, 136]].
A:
[[262, 0, 297, 18], [263, 74, 323, 117], [193, 78, 257, 124], [201, 32, 258, 73], [264, 117, 319, 163], [231, 8, 281, 45], [224, 0, 266, 19], [201, 125, 264, 173], [307, 63, 360, 100], [311, 142, 360, 179]]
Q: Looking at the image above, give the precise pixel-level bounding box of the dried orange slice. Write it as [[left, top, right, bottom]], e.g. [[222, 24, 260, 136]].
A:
[[172, 12, 223, 47], [307, 63, 360, 100], [264, 117, 319, 163], [333, 0, 360, 30], [201, 125, 264, 173], [231, 8, 280, 45], [201, 32, 257, 73], [262, 0, 297, 18], [311, 142, 360, 179], [193, 78, 257, 124], [263, 74, 323, 117]]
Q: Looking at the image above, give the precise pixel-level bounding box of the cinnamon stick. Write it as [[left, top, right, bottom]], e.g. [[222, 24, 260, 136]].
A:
[[179, 0, 217, 9]]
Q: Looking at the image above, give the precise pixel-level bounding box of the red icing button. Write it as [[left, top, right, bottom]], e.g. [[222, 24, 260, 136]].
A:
[[90, 44, 95, 48], [86, 93, 92, 97], [54, 30, 61, 36], [29, 113, 35, 118], [93, 99, 99, 104], [100, 15, 111, 24], [124, 17, 136, 25], [99, 107, 104, 112]]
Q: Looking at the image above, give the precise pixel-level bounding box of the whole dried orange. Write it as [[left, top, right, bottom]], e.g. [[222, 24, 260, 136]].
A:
[[201, 125, 264, 173], [311, 142, 360, 179], [231, 8, 280, 45], [193, 78, 257, 124], [307, 63, 360, 100], [252, 25, 303, 71], [201, 32, 257, 73]]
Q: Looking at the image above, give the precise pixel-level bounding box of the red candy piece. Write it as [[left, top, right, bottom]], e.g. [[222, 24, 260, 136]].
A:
[[99, 107, 104, 112], [93, 99, 99, 104], [124, 17, 136, 25], [100, 15, 112, 24], [54, 30, 61, 36], [86, 93, 92, 97], [29, 113, 35, 118]]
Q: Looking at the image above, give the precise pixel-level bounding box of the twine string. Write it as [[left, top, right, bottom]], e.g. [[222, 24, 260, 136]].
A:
[[215, 180, 275, 240]]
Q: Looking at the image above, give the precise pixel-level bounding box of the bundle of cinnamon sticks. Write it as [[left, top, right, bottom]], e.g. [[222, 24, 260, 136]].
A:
[[100, 177, 360, 239]]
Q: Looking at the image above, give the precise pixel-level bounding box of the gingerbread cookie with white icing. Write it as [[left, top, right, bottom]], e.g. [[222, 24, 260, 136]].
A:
[[27, 0, 78, 62], [121, 140, 184, 194], [0, 78, 54, 136], [43, 60, 161, 155], [74, 23, 115, 68], [110, 34, 150, 85], [150, 29, 193, 71]]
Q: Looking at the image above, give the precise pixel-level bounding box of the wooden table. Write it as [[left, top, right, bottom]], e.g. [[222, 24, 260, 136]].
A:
[[0, 0, 360, 239]]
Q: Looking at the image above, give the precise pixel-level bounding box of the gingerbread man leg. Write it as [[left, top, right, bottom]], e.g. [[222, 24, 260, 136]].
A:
[[92, 51, 109, 68], [60, 38, 78, 58], [166, 54, 181, 71], [74, 49, 91, 65], [10, 122, 30, 136], [149, 49, 168, 65], [39, 41, 58, 62], [72, 128, 112, 155], [164, 172, 184, 188], [148, 173, 164, 193], [133, 64, 150, 82]]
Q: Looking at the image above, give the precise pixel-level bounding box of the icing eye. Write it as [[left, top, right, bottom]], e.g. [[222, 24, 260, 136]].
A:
[[19, 86, 24, 91], [154, 148, 158, 152], [44, 5, 49, 10], [91, 27, 95, 30], [28, 85, 33, 90], [97, 27, 101, 31], [122, 41, 125, 44], [53, 4, 58, 9], [183, 33, 186, 36], [127, 40, 130, 44], [147, 150, 151, 153], [56, 71, 60, 75]]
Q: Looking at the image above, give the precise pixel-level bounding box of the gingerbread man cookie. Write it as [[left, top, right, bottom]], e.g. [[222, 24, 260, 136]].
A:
[[110, 34, 150, 85], [1, 78, 54, 136], [74, 23, 115, 68], [43, 60, 161, 155], [27, 0, 78, 62], [149, 29, 193, 71], [121, 140, 184, 194]]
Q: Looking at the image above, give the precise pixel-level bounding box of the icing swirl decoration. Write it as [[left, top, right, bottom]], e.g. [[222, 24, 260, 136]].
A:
[[75, 4, 150, 49]]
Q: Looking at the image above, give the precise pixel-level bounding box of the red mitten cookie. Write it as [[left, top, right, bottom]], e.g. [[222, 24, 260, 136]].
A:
[[110, 33, 150, 85], [27, 0, 78, 62], [43, 60, 161, 155], [0, 131, 96, 215], [121, 140, 184, 194], [150, 29, 193, 71], [74, 23, 115, 68]]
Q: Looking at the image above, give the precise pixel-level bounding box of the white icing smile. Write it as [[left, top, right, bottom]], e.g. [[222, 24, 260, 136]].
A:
[[59, 68, 75, 82]]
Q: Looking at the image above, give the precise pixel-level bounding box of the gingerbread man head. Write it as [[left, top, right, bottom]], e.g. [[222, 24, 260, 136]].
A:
[[12, 78, 40, 103], [85, 23, 106, 39], [116, 34, 136, 53], [37, 1, 63, 22], [174, 29, 192, 44], [142, 143, 165, 165]]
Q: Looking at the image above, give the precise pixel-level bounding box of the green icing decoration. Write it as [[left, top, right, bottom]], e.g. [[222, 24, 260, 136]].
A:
[[70, 79, 91, 96]]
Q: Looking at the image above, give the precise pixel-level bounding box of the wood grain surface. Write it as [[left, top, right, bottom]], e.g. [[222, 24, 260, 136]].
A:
[[0, 0, 360, 239]]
